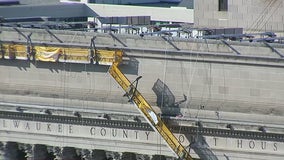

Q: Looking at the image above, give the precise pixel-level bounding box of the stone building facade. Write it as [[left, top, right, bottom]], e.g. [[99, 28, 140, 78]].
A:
[[194, 0, 284, 34]]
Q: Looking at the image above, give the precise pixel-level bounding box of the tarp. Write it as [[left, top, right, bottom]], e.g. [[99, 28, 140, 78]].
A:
[[59, 47, 89, 64], [96, 49, 123, 65], [1, 43, 123, 65], [2, 44, 27, 60], [35, 46, 62, 62]]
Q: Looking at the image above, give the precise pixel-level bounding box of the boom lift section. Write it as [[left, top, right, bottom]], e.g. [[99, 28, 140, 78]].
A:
[[0, 41, 194, 159], [0, 42, 121, 65], [109, 62, 193, 160]]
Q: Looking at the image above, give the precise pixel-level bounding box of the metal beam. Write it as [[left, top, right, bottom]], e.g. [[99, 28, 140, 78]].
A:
[[109, 32, 127, 47], [161, 36, 180, 51], [13, 27, 28, 40], [263, 42, 284, 58], [45, 28, 63, 43], [221, 40, 241, 55]]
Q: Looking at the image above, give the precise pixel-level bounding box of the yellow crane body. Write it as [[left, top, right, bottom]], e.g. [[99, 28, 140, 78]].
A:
[[0, 41, 194, 159], [109, 63, 194, 160]]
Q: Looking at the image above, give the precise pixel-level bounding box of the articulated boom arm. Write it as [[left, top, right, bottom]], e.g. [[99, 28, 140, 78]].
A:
[[109, 64, 193, 160], [1, 41, 194, 159]]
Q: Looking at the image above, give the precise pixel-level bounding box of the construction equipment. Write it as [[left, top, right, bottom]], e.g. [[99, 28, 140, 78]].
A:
[[0, 42, 121, 64], [109, 61, 194, 160], [0, 41, 194, 159]]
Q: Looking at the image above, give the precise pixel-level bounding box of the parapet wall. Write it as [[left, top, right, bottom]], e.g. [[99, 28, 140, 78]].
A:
[[1, 27, 284, 58], [1, 27, 284, 117]]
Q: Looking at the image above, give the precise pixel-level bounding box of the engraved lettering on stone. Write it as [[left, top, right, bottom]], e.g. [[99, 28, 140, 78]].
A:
[[13, 120, 20, 128], [90, 127, 95, 135], [100, 128, 106, 136], [237, 139, 242, 148], [36, 123, 41, 131], [145, 131, 150, 140], [249, 141, 255, 149], [2, 118, 284, 154], [261, 141, 267, 150], [3, 120, 7, 128], [25, 122, 30, 130], [178, 135, 185, 143], [273, 143, 278, 151], [213, 137, 217, 146], [69, 125, 73, 134], [58, 124, 62, 133], [47, 124, 51, 132], [112, 128, 117, 137], [123, 130, 128, 138], [134, 131, 138, 139]]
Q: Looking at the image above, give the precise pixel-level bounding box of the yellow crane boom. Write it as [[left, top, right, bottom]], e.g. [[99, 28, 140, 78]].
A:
[[0, 41, 194, 159], [109, 63, 194, 160]]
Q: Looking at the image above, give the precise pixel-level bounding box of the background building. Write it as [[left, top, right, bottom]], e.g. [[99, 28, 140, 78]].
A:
[[194, 0, 284, 34]]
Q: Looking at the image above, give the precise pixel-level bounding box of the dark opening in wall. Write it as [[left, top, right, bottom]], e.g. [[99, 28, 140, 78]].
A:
[[219, 0, 228, 11]]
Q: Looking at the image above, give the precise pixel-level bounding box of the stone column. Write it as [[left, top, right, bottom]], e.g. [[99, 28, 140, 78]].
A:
[[0, 142, 5, 160], [53, 146, 62, 160], [121, 152, 137, 160], [81, 149, 92, 160], [151, 155, 166, 160], [24, 144, 33, 160], [4, 142, 26, 160], [92, 149, 107, 160], [34, 144, 47, 159], [107, 151, 121, 160], [61, 147, 80, 160], [137, 154, 150, 160], [25, 144, 49, 160]]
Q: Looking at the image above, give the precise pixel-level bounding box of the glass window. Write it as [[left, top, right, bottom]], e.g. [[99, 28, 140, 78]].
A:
[[219, 0, 228, 11]]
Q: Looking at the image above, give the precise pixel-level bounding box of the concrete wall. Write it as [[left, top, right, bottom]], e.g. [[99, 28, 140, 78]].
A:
[[0, 61, 125, 104], [136, 56, 284, 115], [0, 118, 176, 157], [1, 27, 284, 160], [194, 0, 284, 34], [1, 118, 284, 160], [1, 53, 284, 116], [1, 27, 283, 58], [1, 27, 284, 115]]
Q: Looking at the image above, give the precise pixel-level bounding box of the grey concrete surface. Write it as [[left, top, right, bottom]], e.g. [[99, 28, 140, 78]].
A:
[[1, 27, 284, 160], [1, 118, 284, 160], [1, 51, 283, 116], [194, 0, 284, 34], [1, 27, 284, 59]]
